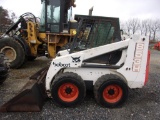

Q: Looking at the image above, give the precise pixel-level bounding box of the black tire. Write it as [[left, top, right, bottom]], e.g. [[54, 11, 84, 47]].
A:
[[0, 52, 9, 84], [94, 74, 128, 108], [0, 75, 8, 85], [0, 37, 25, 68], [51, 72, 86, 107], [0, 52, 4, 63]]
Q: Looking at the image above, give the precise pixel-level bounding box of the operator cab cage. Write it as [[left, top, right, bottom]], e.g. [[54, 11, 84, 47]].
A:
[[70, 15, 122, 53], [68, 15, 122, 65], [40, 0, 75, 33]]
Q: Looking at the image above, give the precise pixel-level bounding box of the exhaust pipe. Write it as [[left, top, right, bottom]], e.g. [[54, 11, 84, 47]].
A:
[[89, 6, 94, 16]]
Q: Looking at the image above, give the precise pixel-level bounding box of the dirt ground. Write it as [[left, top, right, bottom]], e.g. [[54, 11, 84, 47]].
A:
[[0, 49, 160, 120]]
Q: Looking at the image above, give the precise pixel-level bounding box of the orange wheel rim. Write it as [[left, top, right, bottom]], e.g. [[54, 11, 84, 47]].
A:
[[103, 84, 123, 103], [58, 83, 79, 102]]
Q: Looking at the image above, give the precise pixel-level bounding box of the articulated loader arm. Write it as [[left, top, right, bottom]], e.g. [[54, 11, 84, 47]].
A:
[[1, 18, 23, 37], [1, 12, 37, 38]]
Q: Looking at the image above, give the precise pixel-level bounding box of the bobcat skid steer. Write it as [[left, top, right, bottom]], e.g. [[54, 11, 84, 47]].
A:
[[0, 15, 150, 112]]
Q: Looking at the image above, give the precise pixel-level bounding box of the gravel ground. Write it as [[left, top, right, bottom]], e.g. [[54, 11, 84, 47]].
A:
[[0, 49, 160, 120]]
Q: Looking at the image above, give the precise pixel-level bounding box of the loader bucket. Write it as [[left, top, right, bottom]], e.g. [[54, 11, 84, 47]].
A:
[[0, 66, 49, 112]]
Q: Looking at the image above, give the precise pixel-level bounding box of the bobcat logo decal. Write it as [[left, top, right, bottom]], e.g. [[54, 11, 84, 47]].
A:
[[71, 56, 81, 63]]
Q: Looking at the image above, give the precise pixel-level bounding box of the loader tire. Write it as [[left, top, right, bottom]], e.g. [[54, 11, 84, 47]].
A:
[[0, 37, 25, 68], [51, 72, 86, 107], [0, 75, 7, 85], [0, 52, 8, 84], [94, 74, 128, 108]]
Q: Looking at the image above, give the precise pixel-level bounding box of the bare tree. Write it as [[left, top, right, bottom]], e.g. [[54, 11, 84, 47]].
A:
[[120, 21, 127, 33], [150, 19, 160, 41], [10, 12, 17, 23], [0, 6, 12, 26], [121, 18, 160, 41], [129, 18, 140, 34], [147, 19, 153, 40], [0, 6, 14, 33], [139, 20, 148, 35], [125, 21, 131, 35], [139, 20, 143, 35], [143, 20, 150, 36]]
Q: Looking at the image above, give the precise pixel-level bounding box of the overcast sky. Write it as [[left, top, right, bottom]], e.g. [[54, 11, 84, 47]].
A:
[[0, 0, 160, 21]]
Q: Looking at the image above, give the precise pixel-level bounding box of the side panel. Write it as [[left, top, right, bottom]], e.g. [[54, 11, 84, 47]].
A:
[[117, 35, 149, 88], [144, 50, 150, 85]]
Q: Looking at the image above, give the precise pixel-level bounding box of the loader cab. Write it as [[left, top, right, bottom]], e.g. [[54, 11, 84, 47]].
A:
[[39, 0, 75, 33], [70, 15, 122, 65], [70, 15, 121, 52]]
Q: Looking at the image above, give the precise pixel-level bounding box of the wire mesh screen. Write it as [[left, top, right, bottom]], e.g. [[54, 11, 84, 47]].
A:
[[88, 21, 114, 47], [72, 15, 121, 52]]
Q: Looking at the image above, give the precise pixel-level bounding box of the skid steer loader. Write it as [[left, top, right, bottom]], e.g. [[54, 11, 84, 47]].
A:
[[0, 0, 77, 68], [0, 15, 150, 112]]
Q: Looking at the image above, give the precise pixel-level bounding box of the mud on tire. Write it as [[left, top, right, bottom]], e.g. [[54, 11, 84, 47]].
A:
[[0, 37, 25, 68], [51, 72, 86, 107], [94, 74, 128, 108]]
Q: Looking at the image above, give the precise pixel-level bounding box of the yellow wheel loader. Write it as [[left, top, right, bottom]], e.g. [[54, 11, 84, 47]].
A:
[[0, 0, 77, 68], [0, 15, 150, 112]]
